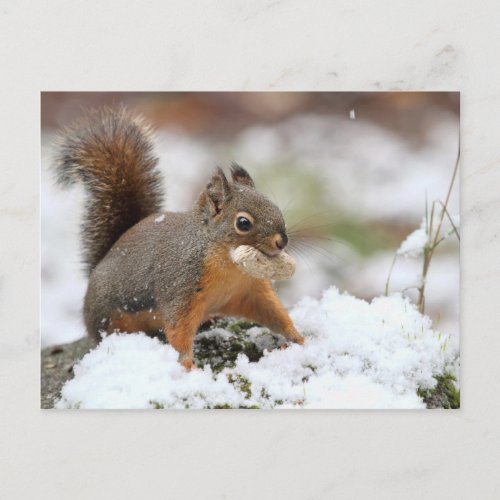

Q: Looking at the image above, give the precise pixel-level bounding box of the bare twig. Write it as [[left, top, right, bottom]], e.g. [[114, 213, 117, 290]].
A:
[[435, 201, 460, 243], [384, 253, 398, 296], [416, 149, 460, 313]]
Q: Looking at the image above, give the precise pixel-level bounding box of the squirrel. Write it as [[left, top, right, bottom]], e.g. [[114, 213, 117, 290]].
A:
[[54, 106, 305, 370]]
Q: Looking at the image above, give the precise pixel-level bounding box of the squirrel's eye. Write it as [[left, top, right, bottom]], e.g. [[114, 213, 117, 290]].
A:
[[234, 212, 255, 234], [236, 216, 252, 232]]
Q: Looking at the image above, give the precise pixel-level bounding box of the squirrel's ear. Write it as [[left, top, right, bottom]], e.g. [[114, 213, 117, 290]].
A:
[[230, 163, 255, 188], [201, 167, 232, 216]]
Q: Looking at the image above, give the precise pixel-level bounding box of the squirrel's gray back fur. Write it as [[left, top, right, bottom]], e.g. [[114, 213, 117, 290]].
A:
[[84, 210, 215, 336], [53, 106, 164, 275]]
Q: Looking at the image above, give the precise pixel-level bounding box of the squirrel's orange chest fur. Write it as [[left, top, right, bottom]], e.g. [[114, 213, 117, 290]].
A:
[[199, 244, 254, 315]]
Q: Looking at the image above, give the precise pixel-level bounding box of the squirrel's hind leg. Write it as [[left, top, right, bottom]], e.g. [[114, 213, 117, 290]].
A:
[[164, 300, 207, 371], [107, 309, 165, 336]]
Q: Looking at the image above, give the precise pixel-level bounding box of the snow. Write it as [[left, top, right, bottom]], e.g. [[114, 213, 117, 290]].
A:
[[397, 217, 428, 257], [56, 287, 456, 410], [349, 252, 460, 352], [154, 214, 165, 223], [397, 210, 460, 259]]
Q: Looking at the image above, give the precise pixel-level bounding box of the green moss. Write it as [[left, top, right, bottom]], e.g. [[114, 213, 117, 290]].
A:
[[242, 341, 263, 362], [260, 387, 270, 399], [227, 373, 253, 399], [229, 342, 243, 352], [210, 404, 260, 409], [149, 400, 165, 409], [193, 318, 270, 374], [418, 373, 460, 409], [226, 319, 258, 334]]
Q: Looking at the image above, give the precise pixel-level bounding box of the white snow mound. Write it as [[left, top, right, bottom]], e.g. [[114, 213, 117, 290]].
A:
[[56, 287, 456, 410]]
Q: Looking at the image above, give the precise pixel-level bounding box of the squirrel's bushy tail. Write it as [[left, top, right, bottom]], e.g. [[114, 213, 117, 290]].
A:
[[54, 106, 164, 275]]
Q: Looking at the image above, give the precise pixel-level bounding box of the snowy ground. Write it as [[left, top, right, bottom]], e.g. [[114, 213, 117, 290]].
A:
[[56, 287, 456, 410]]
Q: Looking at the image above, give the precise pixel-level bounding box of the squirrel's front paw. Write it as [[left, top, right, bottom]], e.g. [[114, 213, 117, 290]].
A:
[[280, 334, 305, 350], [292, 334, 305, 345], [285, 330, 305, 345], [179, 355, 196, 371]]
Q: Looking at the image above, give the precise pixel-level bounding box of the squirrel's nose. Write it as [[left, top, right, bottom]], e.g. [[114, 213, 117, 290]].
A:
[[274, 233, 288, 251]]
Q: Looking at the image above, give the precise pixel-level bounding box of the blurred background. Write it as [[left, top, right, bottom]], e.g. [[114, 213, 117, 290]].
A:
[[41, 92, 459, 348]]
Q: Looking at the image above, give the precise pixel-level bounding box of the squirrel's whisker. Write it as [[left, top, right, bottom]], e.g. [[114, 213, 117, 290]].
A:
[[287, 245, 316, 272], [287, 210, 339, 232], [289, 239, 343, 265], [288, 222, 338, 235]]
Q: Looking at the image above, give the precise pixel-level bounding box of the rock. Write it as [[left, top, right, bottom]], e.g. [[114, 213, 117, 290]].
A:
[[41, 336, 97, 409]]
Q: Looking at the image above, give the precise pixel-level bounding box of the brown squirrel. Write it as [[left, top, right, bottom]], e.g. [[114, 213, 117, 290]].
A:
[[55, 107, 305, 370]]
